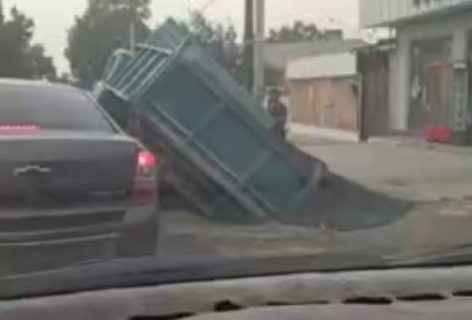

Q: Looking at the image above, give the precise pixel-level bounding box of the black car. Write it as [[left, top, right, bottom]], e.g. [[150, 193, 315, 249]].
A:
[[0, 79, 159, 276]]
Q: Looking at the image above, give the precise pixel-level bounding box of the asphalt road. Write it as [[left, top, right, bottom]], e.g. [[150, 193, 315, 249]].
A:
[[298, 138, 472, 201], [2, 191, 472, 284], [3, 199, 472, 299], [157, 198, 472, 262], [3, 138, 472, 279]]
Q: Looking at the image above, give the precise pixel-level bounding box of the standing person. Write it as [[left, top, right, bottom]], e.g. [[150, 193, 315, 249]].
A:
[[268, 88, 288, 139]]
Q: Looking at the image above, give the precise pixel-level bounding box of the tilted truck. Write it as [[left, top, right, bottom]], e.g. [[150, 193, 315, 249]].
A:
[[94, 21, 327, 223]]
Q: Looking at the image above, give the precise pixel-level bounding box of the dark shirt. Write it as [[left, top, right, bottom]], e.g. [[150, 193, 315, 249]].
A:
[[268, 99, 288, 125]]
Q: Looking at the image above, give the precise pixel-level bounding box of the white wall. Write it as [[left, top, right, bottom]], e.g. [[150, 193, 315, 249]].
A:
[[286, 52, 357, 81], [389, 9, 472, 131], [360, 0, 472, 27]]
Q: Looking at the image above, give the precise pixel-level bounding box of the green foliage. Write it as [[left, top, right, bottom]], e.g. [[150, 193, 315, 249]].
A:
[[65, 0, 151, 88], [0, 7, 56, 79], [268, 21, 326, 42], [55, 72, 73, 85], [189, 12, 239, 73], [167, 11, 242, 82], [91, 0, 151, 20], [28, 44, 57, 80]]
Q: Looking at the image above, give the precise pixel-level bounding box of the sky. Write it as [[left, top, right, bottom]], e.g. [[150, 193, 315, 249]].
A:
[[3, 0, 359, 73]]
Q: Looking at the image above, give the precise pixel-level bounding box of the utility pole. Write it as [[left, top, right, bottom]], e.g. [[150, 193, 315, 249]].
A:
[[130, 20, 136, 54], [0, 0, 4, 25], [243, 0, 254, 91], [253, 0, 265, 101], [129, 3, 137, 55]]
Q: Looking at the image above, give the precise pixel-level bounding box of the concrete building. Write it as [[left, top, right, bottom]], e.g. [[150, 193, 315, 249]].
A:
[[263, 39, 365, 87], [286, 52, 361, 140], [285, 40, 395, 142], [360, 0, 472, 136]]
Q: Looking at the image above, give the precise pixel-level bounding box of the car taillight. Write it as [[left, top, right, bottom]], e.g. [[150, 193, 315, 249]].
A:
[[132, 150, 158, 205], [0, 124, 40, 132]]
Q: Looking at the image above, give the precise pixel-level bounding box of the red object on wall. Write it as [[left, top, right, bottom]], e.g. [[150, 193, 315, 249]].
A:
[[425, 125, 453, 143]]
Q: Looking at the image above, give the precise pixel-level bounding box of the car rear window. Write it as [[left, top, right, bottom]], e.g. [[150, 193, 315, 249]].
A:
[[0, 85, 115, 132]]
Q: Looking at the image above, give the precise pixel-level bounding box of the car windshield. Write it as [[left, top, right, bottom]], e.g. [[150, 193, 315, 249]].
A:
[[1, 0, 472, 301]]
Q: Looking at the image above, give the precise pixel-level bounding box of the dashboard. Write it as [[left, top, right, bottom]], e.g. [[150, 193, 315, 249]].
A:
[[3, 265, 472, 319]]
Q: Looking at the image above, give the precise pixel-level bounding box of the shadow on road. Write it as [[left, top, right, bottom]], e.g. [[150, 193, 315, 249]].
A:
[[278, 174, 412, 232], [162, 173, 412, 233]]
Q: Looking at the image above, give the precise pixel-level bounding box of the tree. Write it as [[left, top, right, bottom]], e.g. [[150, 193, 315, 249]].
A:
[[28, 44, 57, 80], [65, 0, 151, 89], [55, 72, 73, 84], [0, 0, 4, 25], [268, 21, 340, 42], [168, 12, 241, 79], [190, 12, 239, 73], [0, 6, 56, 79]]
